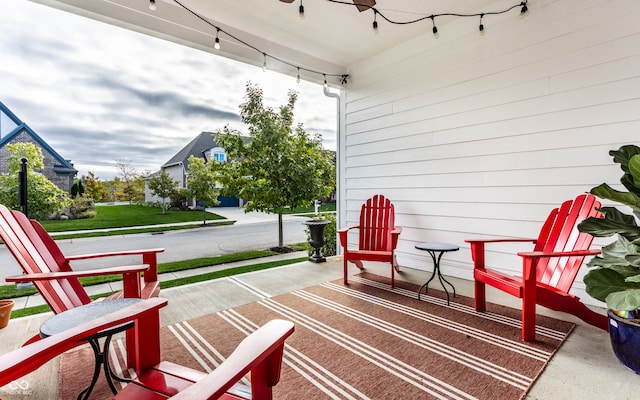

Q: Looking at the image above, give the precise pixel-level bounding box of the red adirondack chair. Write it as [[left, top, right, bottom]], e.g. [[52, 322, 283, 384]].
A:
[[1, 297, 293, 399], [0, 298, 168, 389], [465, 193, 608, 341], [114, 319, 295, 400], [338, 195, 402, 288], [0, 204, 163, 364]]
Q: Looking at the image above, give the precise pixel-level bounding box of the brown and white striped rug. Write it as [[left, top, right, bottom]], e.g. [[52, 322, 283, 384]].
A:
[[59, 273, 574, 399]]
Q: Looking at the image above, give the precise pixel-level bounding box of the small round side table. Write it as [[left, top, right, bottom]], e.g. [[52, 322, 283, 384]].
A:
[[415, 242, 459, 305]]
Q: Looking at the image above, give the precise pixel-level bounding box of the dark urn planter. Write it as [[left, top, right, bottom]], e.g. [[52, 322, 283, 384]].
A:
[[303, 219, 330, 263], [608, 309, 640, 374]]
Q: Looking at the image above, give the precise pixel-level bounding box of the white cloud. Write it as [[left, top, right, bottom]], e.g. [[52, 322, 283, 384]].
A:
[[0, 0, 337, 180]]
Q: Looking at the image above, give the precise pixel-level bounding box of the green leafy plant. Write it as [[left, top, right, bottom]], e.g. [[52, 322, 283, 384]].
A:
[[578, 145, 640, 313]]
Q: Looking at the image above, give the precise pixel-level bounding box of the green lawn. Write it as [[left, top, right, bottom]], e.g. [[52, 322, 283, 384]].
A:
[[41, 205, 224, 232], [286, 202, 336, 215]]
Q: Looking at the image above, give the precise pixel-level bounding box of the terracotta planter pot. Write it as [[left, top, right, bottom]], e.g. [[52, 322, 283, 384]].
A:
[[608, 309, 640, 375], [0, 299, 15, 329]]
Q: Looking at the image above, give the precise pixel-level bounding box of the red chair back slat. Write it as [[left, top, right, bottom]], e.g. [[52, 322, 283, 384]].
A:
[[533, 194, 601, 292], [359, 195, 395, 252], [0, 205, 89, 312]]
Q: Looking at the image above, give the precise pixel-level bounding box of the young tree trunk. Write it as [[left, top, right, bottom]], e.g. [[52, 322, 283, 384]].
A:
[[278, 212, 284, 248]]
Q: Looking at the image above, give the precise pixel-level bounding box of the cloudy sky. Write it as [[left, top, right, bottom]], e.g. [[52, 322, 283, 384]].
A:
[[0, 0, 337, 180]]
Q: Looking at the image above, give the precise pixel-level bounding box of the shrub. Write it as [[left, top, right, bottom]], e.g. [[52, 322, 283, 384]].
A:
[[170, 190, 188, 210], [68, 195, 95, 219]]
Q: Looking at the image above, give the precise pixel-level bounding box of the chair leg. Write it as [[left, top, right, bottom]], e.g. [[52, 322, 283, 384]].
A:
[[343, 258, 349, 285], [473, 280, 486, 312], [393, 255, 400, 273], [391, 264, 395, 289], [522, 295, 537, 342]]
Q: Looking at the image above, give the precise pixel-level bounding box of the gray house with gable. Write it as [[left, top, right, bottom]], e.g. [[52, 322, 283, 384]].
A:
[[0, 101, 77, 194], [144, 131, 239, 207]]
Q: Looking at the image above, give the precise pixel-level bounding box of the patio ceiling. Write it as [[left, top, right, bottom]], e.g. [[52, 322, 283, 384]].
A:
[[32, 0, 503, 85]]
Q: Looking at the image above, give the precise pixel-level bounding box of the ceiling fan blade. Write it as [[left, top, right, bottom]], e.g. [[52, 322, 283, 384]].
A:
[[354, 0, 376, 12]]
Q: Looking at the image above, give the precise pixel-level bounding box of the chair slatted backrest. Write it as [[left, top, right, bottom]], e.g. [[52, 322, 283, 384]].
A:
[[358, 195, 395, 252], [0, 205, 90, 312], [532, 193, 602, 292]]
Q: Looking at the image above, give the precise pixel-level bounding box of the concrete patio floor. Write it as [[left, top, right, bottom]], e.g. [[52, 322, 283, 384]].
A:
[[1, 257, 639, 399]]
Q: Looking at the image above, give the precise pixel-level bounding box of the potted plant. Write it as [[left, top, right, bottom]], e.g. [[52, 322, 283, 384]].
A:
[[578, 144, 640, 374], [0, 299, 14, 329]]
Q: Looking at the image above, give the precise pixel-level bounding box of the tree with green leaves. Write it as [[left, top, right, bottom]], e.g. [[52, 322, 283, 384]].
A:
[[185, 155, 220, 225], [85, 171, 108, 201], [148, 172, 178, 214], [0, 142, 71, 219], [216, 82, 336, 250]]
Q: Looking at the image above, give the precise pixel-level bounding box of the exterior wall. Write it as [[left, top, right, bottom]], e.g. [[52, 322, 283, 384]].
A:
[[144, 164, 185, 203], [339, 0, 640, 305], [0, 130, 73, 193]]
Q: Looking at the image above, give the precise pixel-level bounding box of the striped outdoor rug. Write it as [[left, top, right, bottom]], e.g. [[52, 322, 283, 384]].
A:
[[59, 273, 574, 399]]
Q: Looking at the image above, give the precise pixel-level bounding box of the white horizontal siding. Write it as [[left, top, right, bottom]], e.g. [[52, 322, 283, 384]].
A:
[[339, 0, 640, 305]]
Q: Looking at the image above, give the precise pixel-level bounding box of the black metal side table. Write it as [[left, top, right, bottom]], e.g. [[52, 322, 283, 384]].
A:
[[415, 242, 459, 305], [40, 298, 140, 400]]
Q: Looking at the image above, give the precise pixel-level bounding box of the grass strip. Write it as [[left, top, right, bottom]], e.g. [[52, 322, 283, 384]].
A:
[[9, 257, 307, 318]]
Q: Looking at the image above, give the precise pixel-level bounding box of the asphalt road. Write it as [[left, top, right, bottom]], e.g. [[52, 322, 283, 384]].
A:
[[0, 215, 309, 283]]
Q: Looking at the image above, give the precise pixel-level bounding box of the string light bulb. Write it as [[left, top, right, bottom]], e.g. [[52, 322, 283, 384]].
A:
[[262, 53, 267, 72], [149, 0, 157, 11], [520, 1, 529, 18], [299, 1, 305, 20], [296, 68, 301, 84], [372, 11, 379, 34], [323, 74, 328, 88], [214, 28, 221, 50], [479, 14, 485, 36], [431, 16, 439, 39]]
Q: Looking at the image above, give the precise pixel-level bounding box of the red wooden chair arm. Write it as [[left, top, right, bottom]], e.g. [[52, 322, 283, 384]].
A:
[[169, 319, 295, 400], [466, 238, 537, 269], [518, 249, 602, 282], [390, 226, 402, 249], [66, 248, 163, 282], [337, 225, 359, 248], [517, 249, 601, 259], [5, 264, 148, 282], [6, 265, 149, 298], [0, 298, 168, 387], [465, 238, 537, 245], [65, 248, 164, 262]]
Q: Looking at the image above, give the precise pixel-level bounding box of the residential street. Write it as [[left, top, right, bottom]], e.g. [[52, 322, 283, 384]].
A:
[[0, 208, 310, 283]]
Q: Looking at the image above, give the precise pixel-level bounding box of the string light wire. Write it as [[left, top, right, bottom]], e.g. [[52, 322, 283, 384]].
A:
[[166, 0, 529, 86]]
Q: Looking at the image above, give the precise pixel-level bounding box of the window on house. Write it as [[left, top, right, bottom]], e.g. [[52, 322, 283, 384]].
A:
[[208, 147, 226, 163]]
